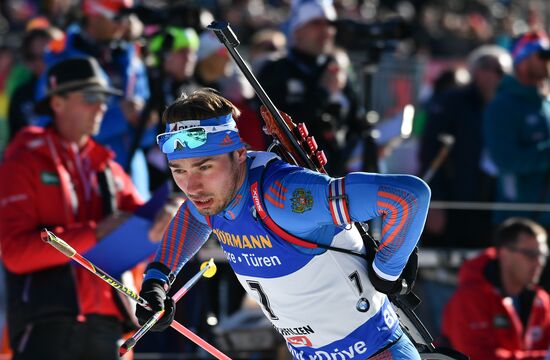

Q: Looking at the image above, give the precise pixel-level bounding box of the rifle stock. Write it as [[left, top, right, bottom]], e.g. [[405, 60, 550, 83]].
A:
[[207, 21, 468, 360]]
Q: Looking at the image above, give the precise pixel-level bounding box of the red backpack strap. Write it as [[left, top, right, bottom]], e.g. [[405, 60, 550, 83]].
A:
[[248, 152, 318, 248]]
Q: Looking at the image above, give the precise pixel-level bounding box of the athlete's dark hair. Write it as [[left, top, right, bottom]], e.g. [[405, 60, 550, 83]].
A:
[[162, 88, 241, 124]]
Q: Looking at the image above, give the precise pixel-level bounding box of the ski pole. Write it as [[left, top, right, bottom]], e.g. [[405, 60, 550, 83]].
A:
[[40, 229, 231, 360], [119, 259, 217, 356], [422, 133, 455, 184]]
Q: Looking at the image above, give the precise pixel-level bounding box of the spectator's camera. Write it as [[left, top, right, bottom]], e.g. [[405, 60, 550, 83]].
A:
[[333, 16, 412, 50]]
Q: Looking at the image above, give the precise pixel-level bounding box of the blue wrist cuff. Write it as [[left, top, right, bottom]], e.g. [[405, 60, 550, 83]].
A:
[[144, 268, 170, 285]]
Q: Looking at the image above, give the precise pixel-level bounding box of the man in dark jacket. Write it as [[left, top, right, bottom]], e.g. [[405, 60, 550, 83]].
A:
[[442, 217, 550, 359], [420, 45, 512, 248], [258, 0, 363, 176]]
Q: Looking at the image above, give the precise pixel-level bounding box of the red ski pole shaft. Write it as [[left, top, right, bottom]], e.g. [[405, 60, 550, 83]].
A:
[[41, 229, 231, 360]]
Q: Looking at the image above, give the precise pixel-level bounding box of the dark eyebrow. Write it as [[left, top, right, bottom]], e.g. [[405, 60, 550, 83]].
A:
[[168, 157, 214, 169]]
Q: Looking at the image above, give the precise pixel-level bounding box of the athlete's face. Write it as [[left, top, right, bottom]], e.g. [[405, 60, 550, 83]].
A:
[[169, 148, 247, 216]]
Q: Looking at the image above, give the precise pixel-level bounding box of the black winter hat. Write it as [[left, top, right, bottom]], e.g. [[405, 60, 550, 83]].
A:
[[34, 56, 123, 115]]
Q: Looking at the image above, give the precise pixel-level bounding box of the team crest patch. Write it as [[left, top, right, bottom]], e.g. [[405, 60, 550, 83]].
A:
[[291, 188, 313, 213], [40, 172, 60, 185]]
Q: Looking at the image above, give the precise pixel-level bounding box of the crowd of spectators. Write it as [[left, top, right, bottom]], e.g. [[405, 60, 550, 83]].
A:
[[0, 0, 550, 359]]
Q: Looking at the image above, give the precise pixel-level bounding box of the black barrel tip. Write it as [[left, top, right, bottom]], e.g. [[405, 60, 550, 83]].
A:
[[207, 20, 229, 30]]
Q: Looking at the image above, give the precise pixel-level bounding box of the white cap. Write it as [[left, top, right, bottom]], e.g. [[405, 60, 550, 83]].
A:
[[197, 31, 226, 61], [288, 0, 336, 34]]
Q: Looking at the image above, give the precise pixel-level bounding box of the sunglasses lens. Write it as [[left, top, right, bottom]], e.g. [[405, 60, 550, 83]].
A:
[[83, 92, 108, 104], [184, 128, 207, 148], [158, 128, 208, 153]]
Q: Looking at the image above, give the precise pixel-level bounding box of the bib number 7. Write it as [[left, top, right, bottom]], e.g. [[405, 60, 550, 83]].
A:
[[247, 280, 279, 320]]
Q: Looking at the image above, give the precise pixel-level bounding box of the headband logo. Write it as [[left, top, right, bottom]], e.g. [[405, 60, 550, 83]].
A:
[[220, 134, 234, 146], [169, 120, 201, 132]]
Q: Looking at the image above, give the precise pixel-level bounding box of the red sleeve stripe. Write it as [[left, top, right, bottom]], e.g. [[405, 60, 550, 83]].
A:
[[377, 201, 396, 237], [329, 178, 351, 226], [159, 209, 180, 264], [273, 180, 288, 193], [265, 193, 284, 208], [225, 210, 236, 220], [378, 191, 409, 250], [377, 189, 417, 252], [168, 207, 190, 271], [328, 187, 339, 226], [376, 200, 401, 250], [268, 185, 287, 201], [165, 208, 183, 268], [159, 208, 182, 267]]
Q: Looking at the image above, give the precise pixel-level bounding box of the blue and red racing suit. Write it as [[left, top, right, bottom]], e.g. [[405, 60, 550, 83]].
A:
[[145, 152, 430, 359]]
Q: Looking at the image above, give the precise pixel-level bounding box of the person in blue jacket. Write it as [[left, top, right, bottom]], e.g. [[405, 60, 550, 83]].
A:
[[484, 29, 550, 293], [36, 0, 153, 198], [135, 89, 431, 359], [484, 30, 550, 228]]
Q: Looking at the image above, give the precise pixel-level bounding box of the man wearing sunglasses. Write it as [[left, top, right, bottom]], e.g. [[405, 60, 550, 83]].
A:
[[0, 57, 173, 359], [442, 217, 550, 359], [135, 89, 431, 359]]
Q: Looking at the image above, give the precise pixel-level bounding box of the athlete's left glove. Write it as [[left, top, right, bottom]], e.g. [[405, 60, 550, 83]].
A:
[[136, 263, 176, 332], [367, 246, 418, 296]]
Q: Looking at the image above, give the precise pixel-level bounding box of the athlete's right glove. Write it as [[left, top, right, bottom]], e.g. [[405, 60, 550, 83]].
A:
[[135, 263, 176, 332], [367, 245, 419, 296]]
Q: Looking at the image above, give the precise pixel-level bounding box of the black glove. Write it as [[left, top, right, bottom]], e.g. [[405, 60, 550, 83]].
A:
[[367, 246, 419, 296], [136, 262, 176, 332]]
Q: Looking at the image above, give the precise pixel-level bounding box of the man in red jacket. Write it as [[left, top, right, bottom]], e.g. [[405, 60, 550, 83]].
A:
[[0, 57, 171, 360], [442, 217, 550, 360]]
